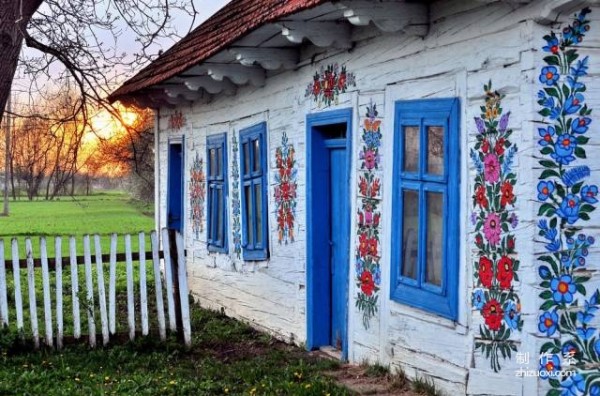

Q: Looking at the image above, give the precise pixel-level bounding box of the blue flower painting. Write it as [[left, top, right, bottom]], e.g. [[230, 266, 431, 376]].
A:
[[536, 8, 600, 396]]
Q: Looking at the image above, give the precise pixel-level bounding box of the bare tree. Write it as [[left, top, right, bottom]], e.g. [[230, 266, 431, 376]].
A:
[[43, 92, 87, 199], [0, 0, 196, 126], [11, 115, 53, 200], [99, 107, 155, 202]]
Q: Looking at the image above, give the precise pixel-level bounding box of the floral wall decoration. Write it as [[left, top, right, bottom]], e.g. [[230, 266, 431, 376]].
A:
[[355, 100, 382, 329], [189, 151, 206, 239], [535, 8, 600, 396], [305, 63, 356, 107], [231, 133, 242, 258], [470, 82, 522, 372], [274, 131, 298, 244], [169, 111, 185, 130]]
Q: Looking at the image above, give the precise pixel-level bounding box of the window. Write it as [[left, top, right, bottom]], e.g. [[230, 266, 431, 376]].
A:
[[239, 123, 269, 260], [207, 133, 228, 252], [391, 98, 460, 320]]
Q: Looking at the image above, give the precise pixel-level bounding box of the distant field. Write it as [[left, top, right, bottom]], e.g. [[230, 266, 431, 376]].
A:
[[0, 192, 154, 258]]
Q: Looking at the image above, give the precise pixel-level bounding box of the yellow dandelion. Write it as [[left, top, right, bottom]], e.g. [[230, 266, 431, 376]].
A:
[[105, 376, 110, 381], [169, 380, 177, 385], [224, 388, 229, 394], [305, 384, 312, 389]]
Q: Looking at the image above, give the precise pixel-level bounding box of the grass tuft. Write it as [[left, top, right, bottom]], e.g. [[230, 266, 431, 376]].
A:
[[413, 375, 443, 396], [389, 366, 409, 390], [362, 361, 389, 378]]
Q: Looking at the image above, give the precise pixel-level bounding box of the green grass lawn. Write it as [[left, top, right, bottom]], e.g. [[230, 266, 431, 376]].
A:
[[0, 192, 155, 258], [0, 192, 159, 339], [0, 193, 353, 395], [0, 306, 350, 396]]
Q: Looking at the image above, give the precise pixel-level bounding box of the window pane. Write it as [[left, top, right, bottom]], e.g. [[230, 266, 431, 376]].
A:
[[209, 148, 217, 177], [253, 138, 261, 173], [427, 126, 444, 175], [216, 148, 223, 176], [245, 185, 254, 246], [243, 142, 250, 175], [209, 186, 217, 240], [426, 192, 443, 286], [254, 183, 263, 245], [403, 126, 419, 172], [402, 190, 419, 280], [217, 187, 224, 244]]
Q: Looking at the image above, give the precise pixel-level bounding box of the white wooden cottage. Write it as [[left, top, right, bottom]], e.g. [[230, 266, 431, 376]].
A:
[[110, 1, 600, 394]]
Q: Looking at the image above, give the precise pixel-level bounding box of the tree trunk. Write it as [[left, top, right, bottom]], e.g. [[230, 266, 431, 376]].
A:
[[0, 0, 44, 125]]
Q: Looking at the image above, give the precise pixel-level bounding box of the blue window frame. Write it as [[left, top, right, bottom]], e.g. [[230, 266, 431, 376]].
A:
[[391, 98, 460, 320], [239, 122, 269, 260], [207, 133, 228, 252]]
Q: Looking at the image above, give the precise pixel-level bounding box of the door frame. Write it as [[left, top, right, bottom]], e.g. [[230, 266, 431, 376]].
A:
[[166, 138, 185, 233], [306, 108, 353, 360]]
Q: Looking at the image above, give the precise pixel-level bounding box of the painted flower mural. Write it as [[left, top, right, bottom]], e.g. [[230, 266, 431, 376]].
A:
[[355, 100, 382, 329], [536, 8, 600, 395], [274, 131, 298, 244], [470, 82, 522, 372], [305, 64, 356, 107], [189, 152, 206, 239], [231, 133, 242, 258], [168, 111, 185, 130]]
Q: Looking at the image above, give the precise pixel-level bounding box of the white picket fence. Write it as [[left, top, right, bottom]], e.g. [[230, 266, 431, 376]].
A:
[[0, 228, 191, 349]]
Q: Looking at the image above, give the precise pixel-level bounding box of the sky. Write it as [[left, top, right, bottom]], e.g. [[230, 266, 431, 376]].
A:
[[11, 0, 232, 110]]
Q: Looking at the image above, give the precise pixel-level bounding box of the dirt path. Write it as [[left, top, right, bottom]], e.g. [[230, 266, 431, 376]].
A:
[[311, 351, 423, 396]]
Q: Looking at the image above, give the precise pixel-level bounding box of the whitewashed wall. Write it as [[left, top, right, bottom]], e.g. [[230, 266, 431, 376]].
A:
[[153, 1, 600, 395]]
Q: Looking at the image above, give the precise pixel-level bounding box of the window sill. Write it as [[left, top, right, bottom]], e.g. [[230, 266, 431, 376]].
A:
[[390, 284, 457, 322]]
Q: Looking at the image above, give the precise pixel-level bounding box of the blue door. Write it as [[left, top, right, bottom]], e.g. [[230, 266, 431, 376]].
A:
[[327, 140, 349, 350], [167, 143, 184, 232], [306, 109, 352, 359]]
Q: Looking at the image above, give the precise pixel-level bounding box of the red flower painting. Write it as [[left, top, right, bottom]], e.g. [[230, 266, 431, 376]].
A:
[[496, 256, 513, 289], [471, 82, 521, 372], [274, 131, 297, 244], [305, 64, 356, 107], [360, 271, 375, 296], [189, 153, 206, 239], [479, 256, 493, 288], [355, 100, 382, 329], [482, 299, 504, 331]]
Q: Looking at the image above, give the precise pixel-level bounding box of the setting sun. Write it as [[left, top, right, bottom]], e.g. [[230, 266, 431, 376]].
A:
[[90, 104, 140, 139]]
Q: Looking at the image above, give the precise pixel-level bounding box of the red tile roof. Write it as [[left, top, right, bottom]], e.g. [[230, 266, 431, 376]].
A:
[[109, 0, 328, 103]]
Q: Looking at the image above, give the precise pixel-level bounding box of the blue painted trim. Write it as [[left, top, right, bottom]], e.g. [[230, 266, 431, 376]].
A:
[[206, 133, 228, 253], [391, 98, 460, 320], [306, 108, 352, 361], [166, 138, 185, 233], [239, 122, 269, 261]]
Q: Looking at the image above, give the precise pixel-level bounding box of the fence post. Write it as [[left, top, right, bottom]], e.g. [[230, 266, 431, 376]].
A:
[[168, 229, 183, 340]]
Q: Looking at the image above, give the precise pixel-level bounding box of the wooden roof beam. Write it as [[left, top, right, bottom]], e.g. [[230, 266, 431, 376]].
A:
[[229, 47, 299, 70], [337, 1, 429, 36], [279, 21, 352, 49], [163, 85, 205, 101], [204, 63, 266, 87], [182, 76, 237, 95]]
